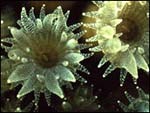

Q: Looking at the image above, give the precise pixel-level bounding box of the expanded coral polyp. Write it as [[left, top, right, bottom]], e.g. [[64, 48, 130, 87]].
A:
[[83, 1, 149, 86], [1, 5, 91, 107]]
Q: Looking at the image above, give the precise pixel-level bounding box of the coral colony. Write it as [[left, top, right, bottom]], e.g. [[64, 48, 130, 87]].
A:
[[1, 1, 149, 112]]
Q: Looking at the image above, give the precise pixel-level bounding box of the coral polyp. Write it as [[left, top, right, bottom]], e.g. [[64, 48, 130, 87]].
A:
[[83, 1, 149, 86], [1, 5, 91, 106], [117, 86, 149, 112], [59, 85, 100, 112]]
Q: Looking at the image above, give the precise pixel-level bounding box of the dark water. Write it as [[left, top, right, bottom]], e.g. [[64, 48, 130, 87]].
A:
[[1, 1, 149, 112]]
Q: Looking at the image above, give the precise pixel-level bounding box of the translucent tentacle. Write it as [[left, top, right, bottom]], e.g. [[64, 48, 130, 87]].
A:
[[102, 64, 116, 78], [44, 89, 51, 106], [68, 22, 83, 32], [29, 7, 36, 22], [120, 68, 127, 86], [77, 64, 90, 75], [21, 7, 36, 32], [40, 4, 46, 21], [64, 10, 70, 21], [97, 55, 109, 68], [73, 30, 87, 40], [82, 53, 94, 59], [117, 100, 129, 112], [124, 91, 135, 103], [77, 43, 93, 50]]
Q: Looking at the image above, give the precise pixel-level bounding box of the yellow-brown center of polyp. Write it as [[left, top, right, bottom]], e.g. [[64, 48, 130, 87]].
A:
[[39, 52, 58, 68], [116, 18, 140, 44], [34, 47, 61, 68]]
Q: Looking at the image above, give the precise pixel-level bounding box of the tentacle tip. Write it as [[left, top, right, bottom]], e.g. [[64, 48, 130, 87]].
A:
[[136, 86, 139, 90], [7, 79, 11, 83], [91, 84, 94, 87], [124, 91, 127, 94], [117, 100, 121, 104], [1, 20, 4, 24], [17, 94, 21, 99], [31, 7, 34, 10], [34, 102, 38, 106], [72, 79, 76, 83], [57, 6, 62, 9], [88, 48, 92, 51], [42, 4, 46, 7], [133, 79, 137, 84], [94, 95, 98, 99], [102, 74, 106, 78], [84, 30, 87, 33], [120, 84, 123, 87], [84, 80, 88, 83], [87, 72, 90, 75], [8, 26, 11, 29], [82, 12, 86, 16], [47, 103, 51, 106], [97, 65, 101, 68], [146, 68, 149, 72], [22, 7, 25, 10], [80, 22, 83, 25], [98, 104, 101, 108], [15, 107, 21, 111], [60, 95, 65, 99]]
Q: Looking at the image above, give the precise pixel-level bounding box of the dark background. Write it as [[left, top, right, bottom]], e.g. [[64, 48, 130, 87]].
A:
[[1, 1, 149, 112]]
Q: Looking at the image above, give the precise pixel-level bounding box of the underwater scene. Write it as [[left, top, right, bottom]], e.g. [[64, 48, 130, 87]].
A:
[[1, 1, 149, 112]]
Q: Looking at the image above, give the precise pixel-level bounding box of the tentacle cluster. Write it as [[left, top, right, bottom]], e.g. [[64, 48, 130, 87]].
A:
[[1, 5, 92, 106], [1, 93, 34, 112], [60, 85, 100, 112], [117, 86, 149, 112], [83, 1, 149, 86]]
